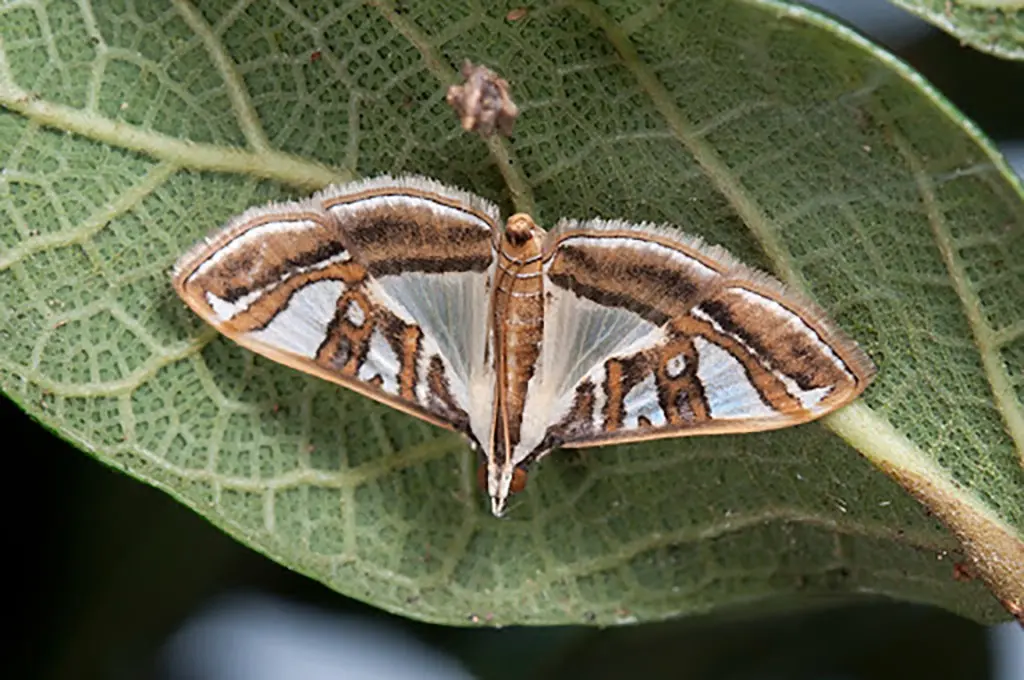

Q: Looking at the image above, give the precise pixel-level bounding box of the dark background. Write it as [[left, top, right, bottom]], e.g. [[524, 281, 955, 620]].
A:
[[9, 2, 1024, 678]]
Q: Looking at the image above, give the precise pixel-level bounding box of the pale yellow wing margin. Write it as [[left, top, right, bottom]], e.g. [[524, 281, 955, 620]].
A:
[[512, 217, 876, 464], [172, 175, 499, 442]]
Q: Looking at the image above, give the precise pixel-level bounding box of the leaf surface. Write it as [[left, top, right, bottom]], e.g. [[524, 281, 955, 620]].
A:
[[1, 0, 1021, 624]]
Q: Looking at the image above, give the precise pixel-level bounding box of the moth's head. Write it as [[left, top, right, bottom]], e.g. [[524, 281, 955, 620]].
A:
[[502, 213, 544, 255]]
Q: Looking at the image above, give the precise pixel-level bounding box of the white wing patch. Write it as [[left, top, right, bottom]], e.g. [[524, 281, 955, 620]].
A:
[[358, 327, 401, 394], [371, 270, 496, 444], [538, 282, 665, 397], [515, 281, 667, 462], [206, 288, 264, 322], [246, 279, 345, 358], [665, 352, 687, 378], [622, 372, 667, 428], [693, 337, 776, 419], [781, 377, 832, 411], [371, 272, 490, 388], [345, 298, 367, 327]]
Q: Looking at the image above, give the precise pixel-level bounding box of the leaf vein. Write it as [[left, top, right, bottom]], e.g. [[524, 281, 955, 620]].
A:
[[893, 132, 1024, 465], [372, 0, 536, 214], [0, 326, 216, 397], [568, 0, 806, 289], [0, 49, 347, 190], [0, 161, 178, 270], [171, 0, 272, 153]]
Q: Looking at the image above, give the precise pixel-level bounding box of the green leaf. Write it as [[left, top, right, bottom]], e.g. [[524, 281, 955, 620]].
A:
[[888, 0, 1024, 60], [1, 0, 1021, 625]]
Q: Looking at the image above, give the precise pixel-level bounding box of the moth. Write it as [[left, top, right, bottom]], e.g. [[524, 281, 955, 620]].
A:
[[173, 175, 875, 517]]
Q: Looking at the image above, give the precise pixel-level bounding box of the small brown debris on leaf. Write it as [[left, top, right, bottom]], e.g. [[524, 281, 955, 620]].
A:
[[446, 61, 518, 137], [952, 561, 974, 583], [506, 7, 528, 21]]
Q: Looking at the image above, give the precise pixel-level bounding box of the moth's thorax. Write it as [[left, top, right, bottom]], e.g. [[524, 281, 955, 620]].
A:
[[487, 213, 546, 513]]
